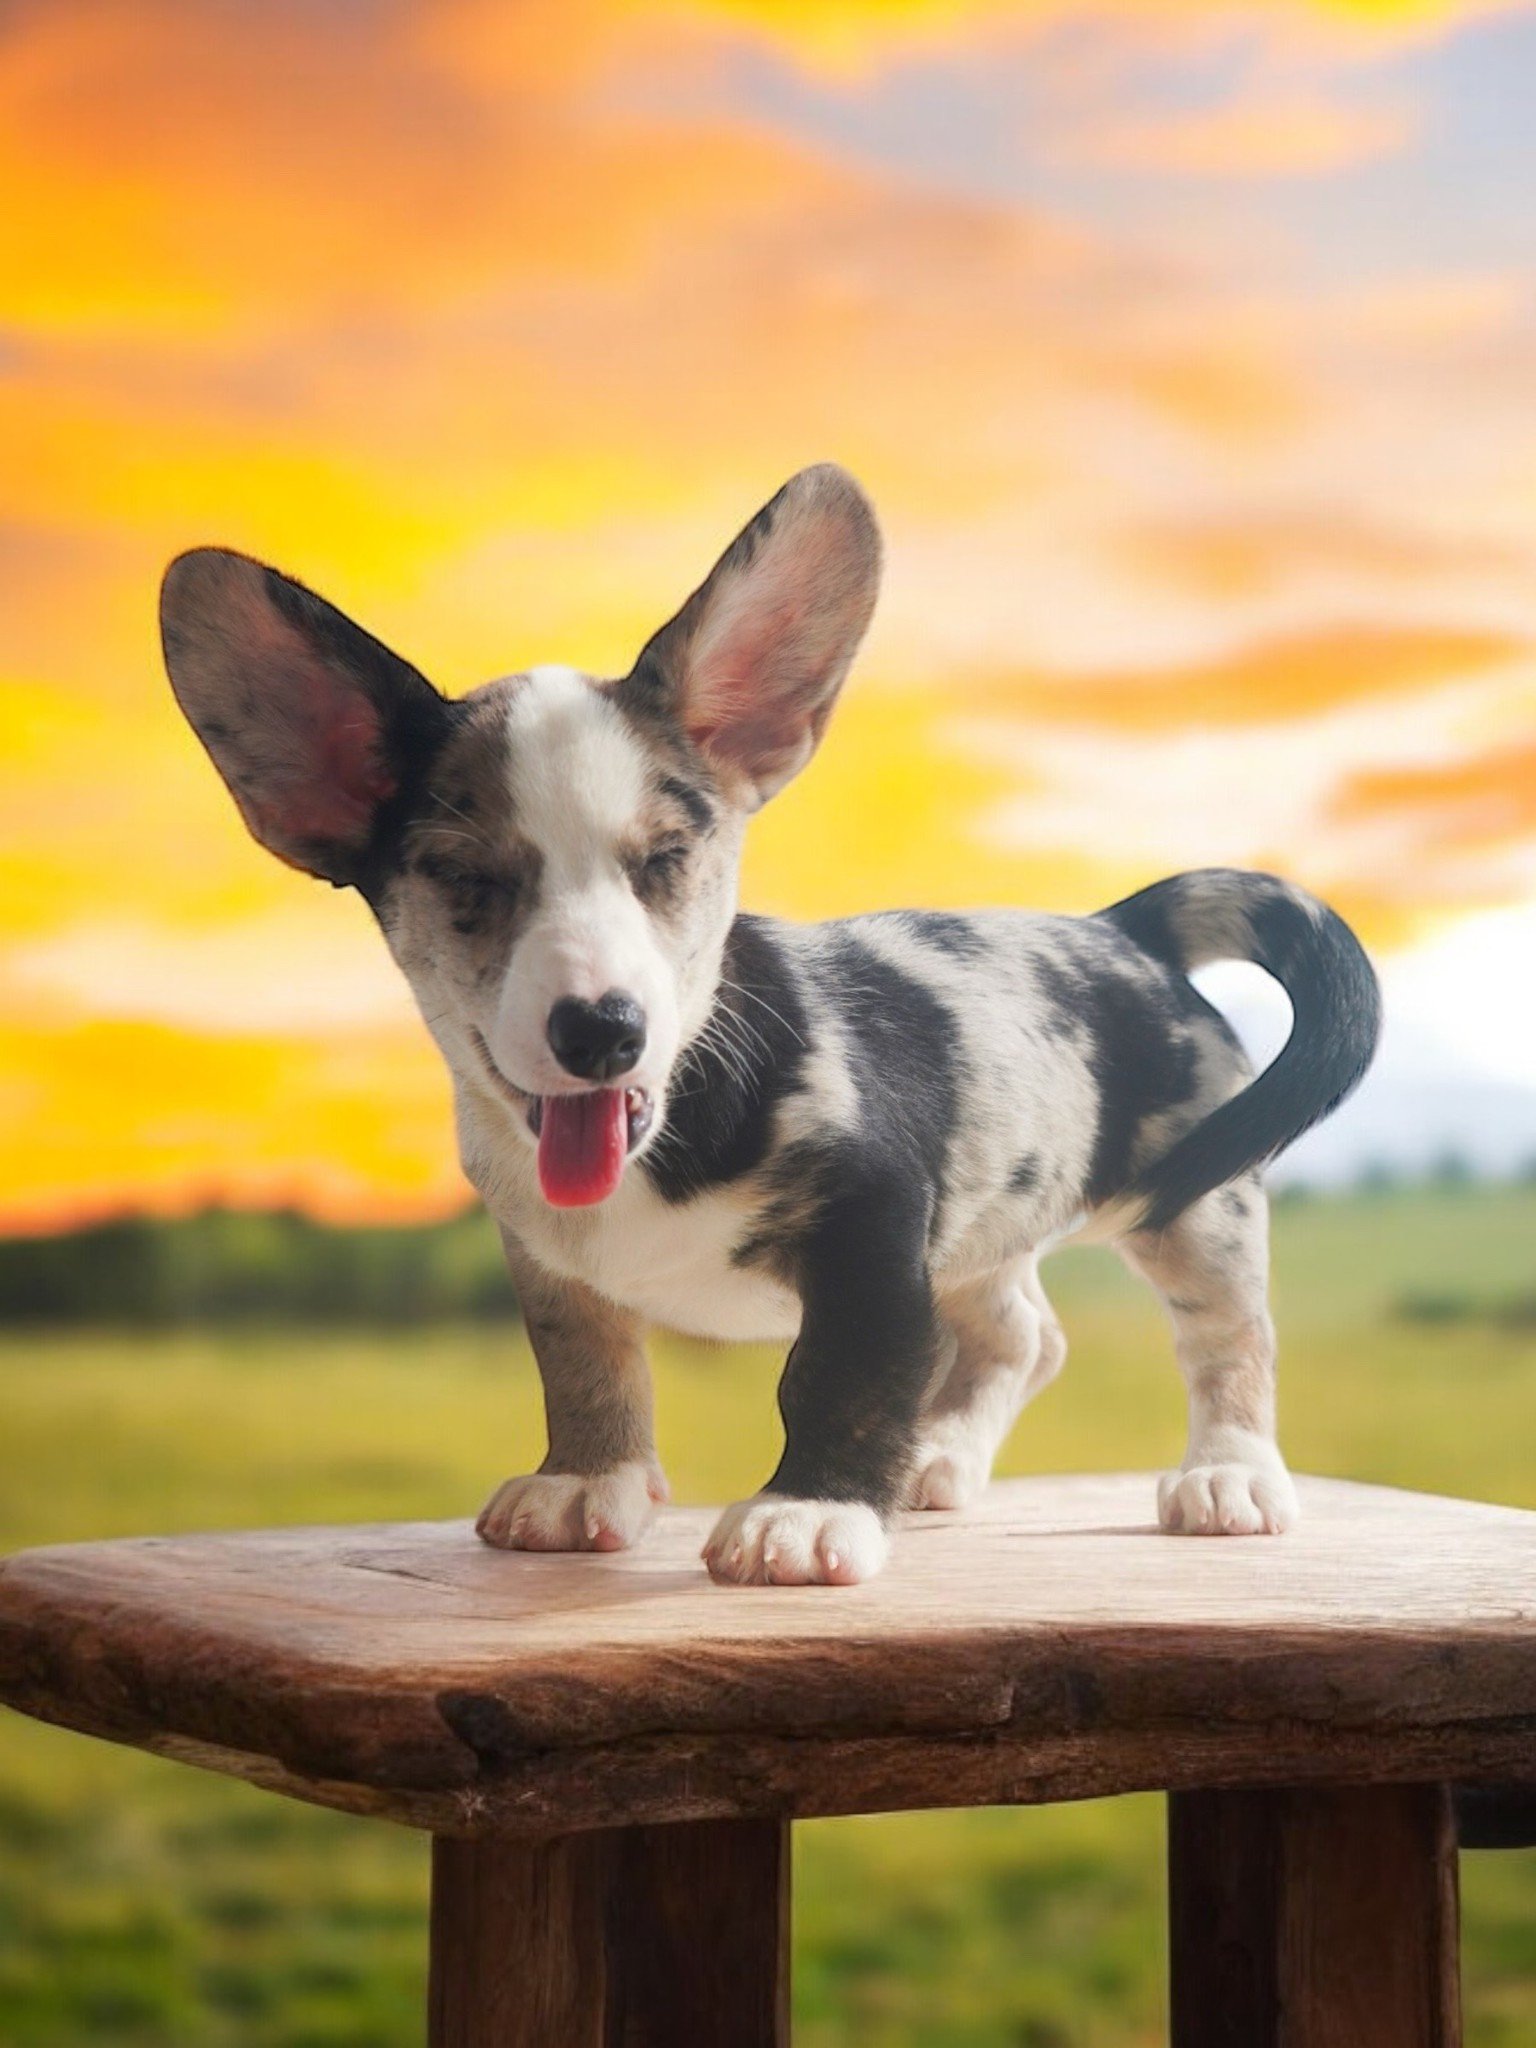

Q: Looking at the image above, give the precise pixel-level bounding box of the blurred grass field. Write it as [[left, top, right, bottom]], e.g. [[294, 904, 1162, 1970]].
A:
[[1, 1182, 1533, 2045]]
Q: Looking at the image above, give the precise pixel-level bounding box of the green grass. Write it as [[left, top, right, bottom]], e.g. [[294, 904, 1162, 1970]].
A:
[[1, 1182, 1533, 2043]]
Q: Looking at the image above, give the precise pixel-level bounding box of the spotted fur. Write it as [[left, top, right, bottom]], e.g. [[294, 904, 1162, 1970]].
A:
[[160, 464, 1381, 1585]]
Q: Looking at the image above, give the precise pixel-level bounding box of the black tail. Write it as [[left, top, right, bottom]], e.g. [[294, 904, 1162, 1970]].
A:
[[1098, 868, 1381, 1233]]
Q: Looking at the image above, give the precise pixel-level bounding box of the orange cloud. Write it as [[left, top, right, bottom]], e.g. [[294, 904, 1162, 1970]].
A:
[[1063, 91, 1416, 178], [971, 624, 1529, 731], [1331, 735, 1536, 855], [1119, 511, 1528, 601]]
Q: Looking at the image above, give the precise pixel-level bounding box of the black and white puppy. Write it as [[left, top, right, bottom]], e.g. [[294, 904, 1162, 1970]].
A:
[[160, 465, 1380, 1586]]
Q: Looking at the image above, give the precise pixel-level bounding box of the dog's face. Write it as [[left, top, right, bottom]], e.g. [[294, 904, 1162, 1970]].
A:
[[160, 465, 880, 1206], [380, 663, 750, 1202]]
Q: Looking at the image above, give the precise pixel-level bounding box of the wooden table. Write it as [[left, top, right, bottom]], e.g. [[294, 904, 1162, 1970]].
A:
[[1, 1473, 1532, 2045]]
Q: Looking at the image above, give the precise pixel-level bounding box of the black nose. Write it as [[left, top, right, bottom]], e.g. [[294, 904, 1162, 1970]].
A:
[[546, 992, 647, 1082]]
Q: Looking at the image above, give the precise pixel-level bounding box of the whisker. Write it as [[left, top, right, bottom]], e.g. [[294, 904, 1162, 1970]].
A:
[[717, 977, 805, 1046], [430, 796, 496, 851], [424, 827, 490, 854], [707, 1013, 763, 1066]]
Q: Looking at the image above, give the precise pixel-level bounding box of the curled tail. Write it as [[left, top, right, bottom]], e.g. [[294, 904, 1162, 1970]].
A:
[[1098, 868, 1381, 1233]]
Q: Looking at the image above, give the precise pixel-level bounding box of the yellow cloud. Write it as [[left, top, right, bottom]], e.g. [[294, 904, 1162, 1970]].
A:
[[628, 0, 1496, 78]]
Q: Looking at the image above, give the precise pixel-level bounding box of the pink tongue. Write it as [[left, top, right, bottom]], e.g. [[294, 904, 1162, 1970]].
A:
[[537, 1090, 628, 1207]]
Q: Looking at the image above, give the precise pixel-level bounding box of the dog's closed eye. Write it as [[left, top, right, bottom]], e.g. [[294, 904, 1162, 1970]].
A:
[[413, 856, 524, 933], [626, 839, 691, 904], [416, 854, 503, 894]]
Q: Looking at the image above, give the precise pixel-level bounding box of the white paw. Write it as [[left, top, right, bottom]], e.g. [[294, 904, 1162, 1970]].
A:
[[476, 1460, 667, 1554], [1158, 1461, 1298, 1536], [905, 1440, 990, 1511], [702, 1495, 889, 1586]]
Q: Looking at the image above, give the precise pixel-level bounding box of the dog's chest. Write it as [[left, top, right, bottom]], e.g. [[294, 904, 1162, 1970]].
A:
[[512, 1171, 803, 1343]]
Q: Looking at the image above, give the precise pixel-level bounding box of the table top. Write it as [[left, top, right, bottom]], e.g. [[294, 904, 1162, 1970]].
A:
[[2, 1475, 1532, 1836]]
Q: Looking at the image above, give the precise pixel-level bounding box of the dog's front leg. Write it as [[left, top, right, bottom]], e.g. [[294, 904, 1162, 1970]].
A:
[[477, 1237, 667, 1555], [704, 1178, 937, 1586]]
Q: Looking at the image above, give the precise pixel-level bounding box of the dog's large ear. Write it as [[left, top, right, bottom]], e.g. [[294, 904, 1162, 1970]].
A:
[[160, 549, 450, 884], [623, 464, 881, 807]]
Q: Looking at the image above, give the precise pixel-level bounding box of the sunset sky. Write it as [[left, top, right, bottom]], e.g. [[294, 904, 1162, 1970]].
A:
[[4, 0, 1536, 1229]]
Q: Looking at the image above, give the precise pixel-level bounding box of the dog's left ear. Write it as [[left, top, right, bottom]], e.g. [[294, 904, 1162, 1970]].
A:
[[160, 549, 450, 885], [623, 464, 881, 807]]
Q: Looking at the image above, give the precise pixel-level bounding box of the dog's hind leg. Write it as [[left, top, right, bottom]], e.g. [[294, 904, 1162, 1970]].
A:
[[1118, 1176, 1299, 1536], [908, 1254, 1067, 1510]]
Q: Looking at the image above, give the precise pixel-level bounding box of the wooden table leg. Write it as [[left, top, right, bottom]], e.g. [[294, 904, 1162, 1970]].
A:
[[1168, 1784, 1460, 2048], [428, 1818, 789, 2047]]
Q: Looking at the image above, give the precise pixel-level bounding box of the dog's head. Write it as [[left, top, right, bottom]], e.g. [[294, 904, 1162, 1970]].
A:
[[160, 465, 880, 1206]]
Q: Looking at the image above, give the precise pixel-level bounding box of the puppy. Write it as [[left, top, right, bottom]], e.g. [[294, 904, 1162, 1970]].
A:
[[160, 465, 1380, 1585]]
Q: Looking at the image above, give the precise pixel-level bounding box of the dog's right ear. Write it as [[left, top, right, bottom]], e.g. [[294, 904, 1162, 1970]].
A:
[[160, 550, 450, 885]]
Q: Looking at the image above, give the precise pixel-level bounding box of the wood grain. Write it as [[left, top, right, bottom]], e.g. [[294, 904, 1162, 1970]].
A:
[[428, 1820, 787, 2047], [429, 1832, 607, 2047], [1, 1475, 1532, 1835], [1168, 1783, 1460, 2047], [602, 1819, 788, 2047]]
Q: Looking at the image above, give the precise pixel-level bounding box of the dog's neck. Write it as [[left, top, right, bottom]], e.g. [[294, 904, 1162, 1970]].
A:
[[634, 916, 805, 1204]]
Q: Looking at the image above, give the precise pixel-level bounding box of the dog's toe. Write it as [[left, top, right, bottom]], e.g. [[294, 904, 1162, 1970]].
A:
[[907, 1446, 989, 1511], [1158, 1462, 1297, 1537], [703, 1496, 888, 1586], [476, 1462, 663, 1553]]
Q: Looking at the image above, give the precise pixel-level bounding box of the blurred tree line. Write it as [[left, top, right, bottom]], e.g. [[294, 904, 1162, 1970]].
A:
[[4, 1156, 1528, 1328], [0, 1208, 520, 1326]]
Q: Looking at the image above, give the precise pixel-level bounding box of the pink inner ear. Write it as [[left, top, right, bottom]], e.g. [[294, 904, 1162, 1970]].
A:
[[237, 608, 397, 856], [320, 704, 398, 820], [685, 600, 812, 775]]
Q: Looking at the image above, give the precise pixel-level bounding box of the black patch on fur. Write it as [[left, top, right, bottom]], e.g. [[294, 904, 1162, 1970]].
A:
[[1028, 924, 1206, 1207], [663, 921, 963, 1511], [659, 774, 715, 834], [743, 930, 962, 1508], [1026, 951, 1093, 1043], [817, 928, 962, 1204], [727, 932, 962, 1260], [1009, 1154, 1041, 1194], [1084, 994, 1201, 1204], [867, 910, 989, 961], [640, 916, 808, 1203], [767, 1161, 938, 1512]]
